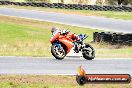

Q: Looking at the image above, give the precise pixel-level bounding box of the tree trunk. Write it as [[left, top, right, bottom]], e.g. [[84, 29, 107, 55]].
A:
[[118, 0, 124, 5], [60, 0, 64, 3]]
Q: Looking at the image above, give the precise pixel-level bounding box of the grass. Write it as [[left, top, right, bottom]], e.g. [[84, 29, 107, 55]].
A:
[[1, 5, 132, 20], [0, 15, 132, 58], [0, 75, 132, 88]]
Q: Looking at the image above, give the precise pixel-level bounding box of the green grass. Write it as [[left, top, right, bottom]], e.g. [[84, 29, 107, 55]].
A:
[[0, 15, 132, 58], [0, 82, 130, 88], [0, 82, 73, 88], [0, 22, 51, 56], [97, 11, 132, 20], [0, 75, 131, 88], [1, 5, 132, 20]]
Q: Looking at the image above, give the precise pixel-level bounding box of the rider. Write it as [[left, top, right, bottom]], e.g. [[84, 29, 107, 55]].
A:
[[51, 27, 80, 53]]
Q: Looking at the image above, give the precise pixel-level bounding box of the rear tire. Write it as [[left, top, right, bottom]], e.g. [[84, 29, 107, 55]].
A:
[[82, 43, 95, 60], [51, 44, 66, 60]]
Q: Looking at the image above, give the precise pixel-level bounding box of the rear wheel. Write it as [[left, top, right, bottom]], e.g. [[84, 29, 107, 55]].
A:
[[82, 43, 95, 60], [51, 44, 66, 60]]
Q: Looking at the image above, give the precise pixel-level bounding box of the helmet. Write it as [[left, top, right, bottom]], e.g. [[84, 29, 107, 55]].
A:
[[61, 29, 69, 35], [51, 27, 57, 33], [51, 27, 60, 35]]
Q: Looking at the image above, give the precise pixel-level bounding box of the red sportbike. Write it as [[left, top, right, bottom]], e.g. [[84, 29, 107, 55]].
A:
[[50, 31, 95, 60]]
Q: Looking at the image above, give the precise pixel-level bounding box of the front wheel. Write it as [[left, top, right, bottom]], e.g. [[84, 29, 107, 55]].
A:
[[51, 44, 66, 60], [82, 43, 95, 60]]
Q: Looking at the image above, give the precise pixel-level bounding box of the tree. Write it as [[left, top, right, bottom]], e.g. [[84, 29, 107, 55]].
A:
[[106, 0, 117, 5], [96, 0, 106, 5], [118, 0, 124, 5], [60, 0, 64, 3], [25, 0, 50, 2], [106, 0, 132, 5], [118, 0, 132, 5]]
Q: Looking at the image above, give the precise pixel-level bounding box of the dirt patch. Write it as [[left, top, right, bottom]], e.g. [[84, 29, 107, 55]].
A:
[[0, 75, 75, 85], [0, 15, 52, 30]]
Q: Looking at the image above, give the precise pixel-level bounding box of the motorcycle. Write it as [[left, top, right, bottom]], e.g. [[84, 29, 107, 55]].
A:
[[50, 31, 95, 60]]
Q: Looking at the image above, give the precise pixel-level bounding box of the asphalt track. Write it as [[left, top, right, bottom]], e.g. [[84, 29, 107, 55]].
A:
[[0, 7, 132, 33], [0, 57, 132, 75]]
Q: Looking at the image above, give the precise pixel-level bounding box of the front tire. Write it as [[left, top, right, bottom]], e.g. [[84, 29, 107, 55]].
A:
[[82, 43, 95, 60], [51, 44, 66, 60]]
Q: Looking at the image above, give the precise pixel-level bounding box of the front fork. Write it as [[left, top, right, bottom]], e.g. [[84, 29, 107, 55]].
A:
[[74, 42, 83, 53]]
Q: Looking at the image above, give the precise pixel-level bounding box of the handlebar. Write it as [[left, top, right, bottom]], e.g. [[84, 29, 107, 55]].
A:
[[82, 35, 88, 41], [79, 34, 88, 41]]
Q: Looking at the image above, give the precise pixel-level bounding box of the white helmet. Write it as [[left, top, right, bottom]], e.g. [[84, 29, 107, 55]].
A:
[[61, 29, 69, 34], [51, 27, 58, 33]]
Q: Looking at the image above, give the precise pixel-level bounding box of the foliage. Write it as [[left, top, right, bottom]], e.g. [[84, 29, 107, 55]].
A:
[[107, 0, 132, 5], [24, 0, 50, 3]]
